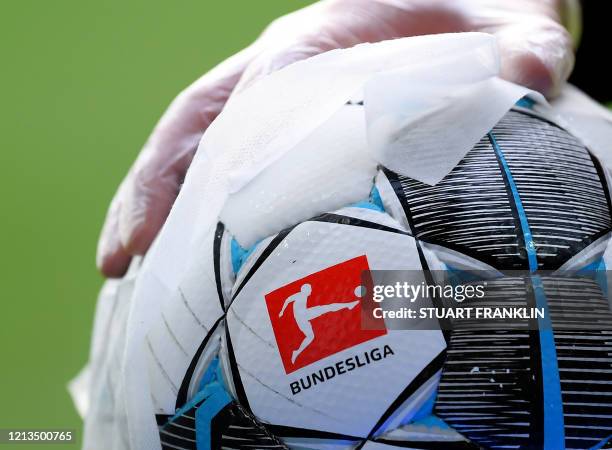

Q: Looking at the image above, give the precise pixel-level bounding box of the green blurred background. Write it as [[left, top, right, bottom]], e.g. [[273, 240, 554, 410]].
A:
[[0, 2, 312, 448]]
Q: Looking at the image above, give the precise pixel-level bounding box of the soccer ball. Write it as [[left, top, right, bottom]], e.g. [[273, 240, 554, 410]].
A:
[[150, 102, 612, 450]]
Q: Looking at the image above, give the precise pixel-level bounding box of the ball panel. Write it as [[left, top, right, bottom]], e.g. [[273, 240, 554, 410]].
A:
[[227, 210, 445, 436]]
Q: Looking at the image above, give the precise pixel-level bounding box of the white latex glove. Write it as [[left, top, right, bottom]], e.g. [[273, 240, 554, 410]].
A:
[[97, 0, 577, 277]]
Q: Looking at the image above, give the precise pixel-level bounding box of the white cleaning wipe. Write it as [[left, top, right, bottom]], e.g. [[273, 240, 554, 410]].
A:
[[219, 104, 376, 247], [71, 31, 612, 450], [365, 77, 543, 185], [364, 38, 545, 185], [217, 32, 546, 245]]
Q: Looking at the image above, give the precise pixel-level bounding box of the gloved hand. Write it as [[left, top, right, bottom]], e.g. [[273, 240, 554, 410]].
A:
[[97, 0, 577, 277]]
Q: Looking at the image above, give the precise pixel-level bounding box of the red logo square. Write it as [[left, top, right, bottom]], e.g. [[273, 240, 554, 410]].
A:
[[265, 255, 387, 374]]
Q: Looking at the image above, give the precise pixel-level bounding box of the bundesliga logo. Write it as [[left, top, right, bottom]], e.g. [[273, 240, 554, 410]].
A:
[[265, 255, 387, 375]]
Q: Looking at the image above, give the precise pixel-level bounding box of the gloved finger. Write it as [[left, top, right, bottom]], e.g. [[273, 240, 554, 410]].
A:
[[492, 17, 574, 98], [96, 49, 254, 276], [117, 73, 238, 256], [96, 185, 132, 277]]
